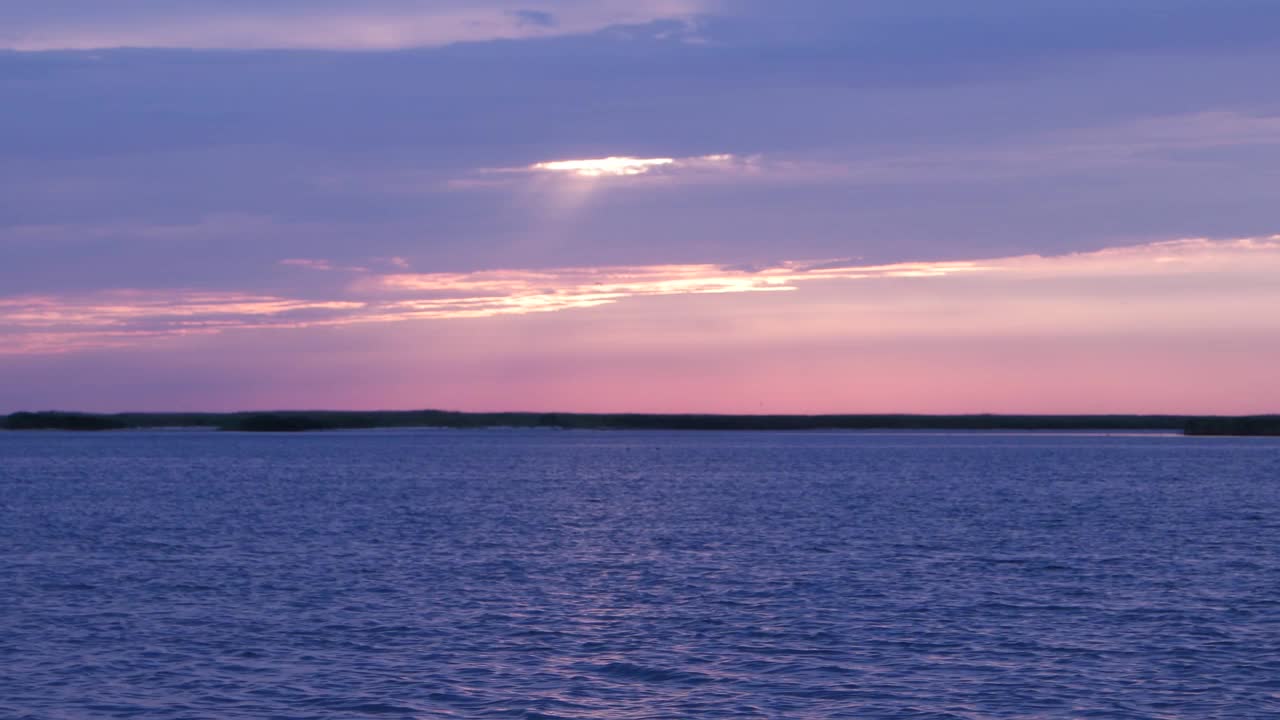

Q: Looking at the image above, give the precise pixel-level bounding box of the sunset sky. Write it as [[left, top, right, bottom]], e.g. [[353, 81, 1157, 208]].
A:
[[3, 0, 1279, 414]]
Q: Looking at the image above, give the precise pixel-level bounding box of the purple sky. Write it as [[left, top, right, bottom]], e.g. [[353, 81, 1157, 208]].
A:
[[3, 1, 1279, 413]]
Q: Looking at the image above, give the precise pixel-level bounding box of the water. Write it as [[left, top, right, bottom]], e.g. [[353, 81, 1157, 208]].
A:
[[3, 430, 1279, 719]]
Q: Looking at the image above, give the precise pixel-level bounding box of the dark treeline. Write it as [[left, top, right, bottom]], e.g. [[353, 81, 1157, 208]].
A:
[[3, 410, 1276, 435], [1184, 416, 1280, 437], [6, 409, 1275, 434]]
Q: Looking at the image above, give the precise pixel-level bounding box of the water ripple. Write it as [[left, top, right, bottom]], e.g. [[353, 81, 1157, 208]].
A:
[[3, 430, 1279, 718]]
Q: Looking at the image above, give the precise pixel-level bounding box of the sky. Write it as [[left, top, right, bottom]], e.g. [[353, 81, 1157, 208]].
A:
[[2, 0, 1279, 414]]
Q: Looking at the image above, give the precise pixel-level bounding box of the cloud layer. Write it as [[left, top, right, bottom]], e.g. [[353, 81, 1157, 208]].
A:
[[4, 236, 1277, 356], [0, 0, 708, 51]]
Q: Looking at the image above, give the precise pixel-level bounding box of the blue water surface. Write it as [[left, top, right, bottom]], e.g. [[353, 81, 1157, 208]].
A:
[[2, 430, 1279, 719]]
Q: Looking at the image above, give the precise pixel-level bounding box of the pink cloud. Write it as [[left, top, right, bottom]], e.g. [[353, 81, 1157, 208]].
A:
[[2, 235, 1278, 356], [0, 291, 365, 355]]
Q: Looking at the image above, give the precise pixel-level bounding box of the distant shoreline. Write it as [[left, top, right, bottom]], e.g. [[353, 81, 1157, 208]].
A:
[[3, 410, 1277, 436]]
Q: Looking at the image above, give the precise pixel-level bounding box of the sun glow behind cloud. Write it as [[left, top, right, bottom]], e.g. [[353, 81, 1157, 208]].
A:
[[530, 157, 677, 177], [522, 151, 742, 176], [451, 152, 756, 216], [523, 153, 742, 178]]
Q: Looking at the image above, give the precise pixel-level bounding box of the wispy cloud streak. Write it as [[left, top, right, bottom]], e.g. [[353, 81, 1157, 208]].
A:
[[0, 293, 364, 355], [2, 236, 1277, 354]]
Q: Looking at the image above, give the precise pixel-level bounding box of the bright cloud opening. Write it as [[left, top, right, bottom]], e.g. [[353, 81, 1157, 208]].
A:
[[525, 153, 741, 178], [531, 157, 677, 177]]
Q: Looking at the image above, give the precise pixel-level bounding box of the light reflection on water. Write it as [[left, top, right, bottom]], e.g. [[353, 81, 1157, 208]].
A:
[[2, 430, 1279, 718]]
